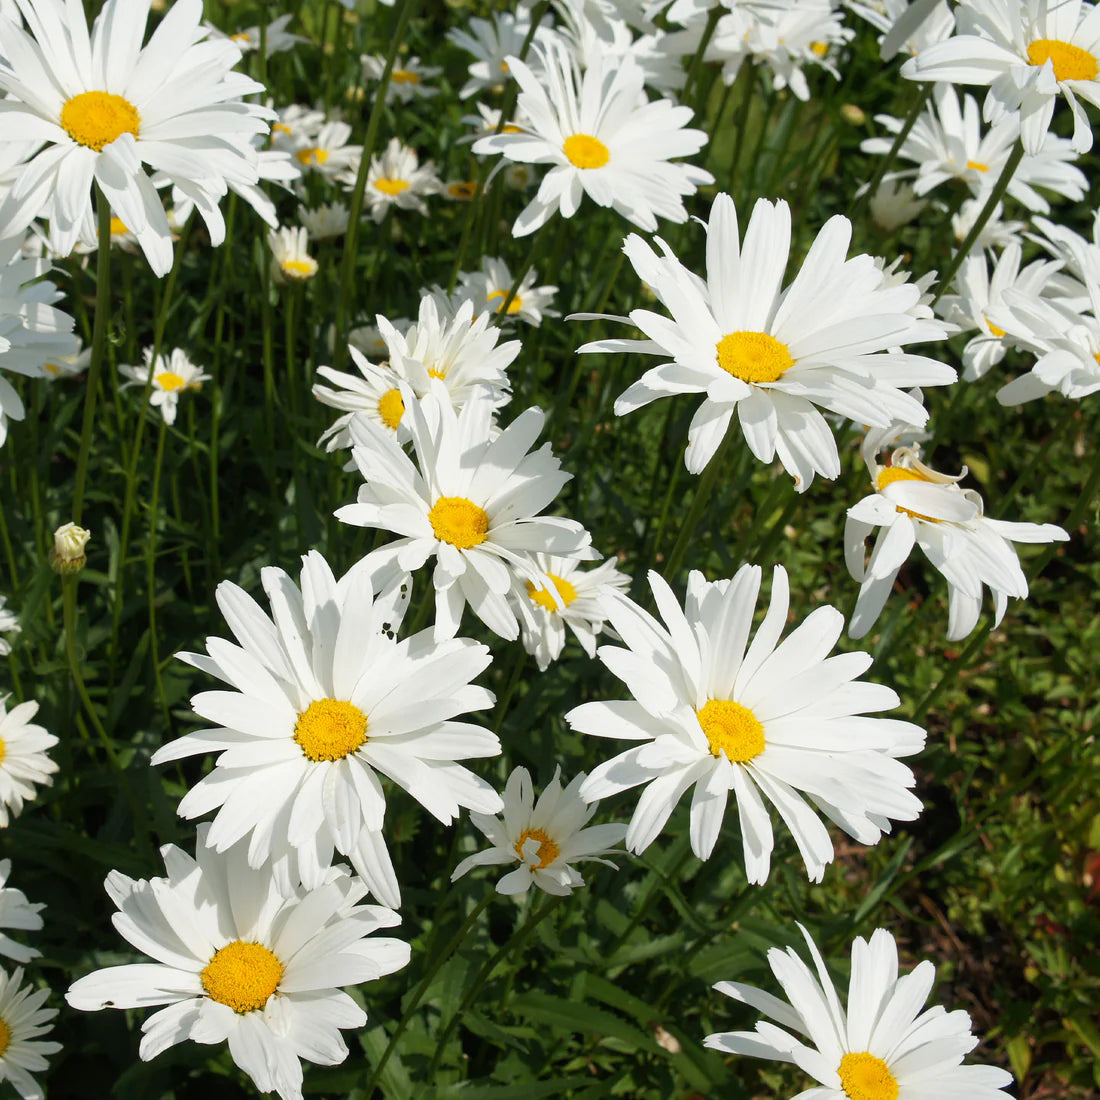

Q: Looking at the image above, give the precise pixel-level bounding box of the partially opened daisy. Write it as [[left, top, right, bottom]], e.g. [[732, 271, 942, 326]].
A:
[[0, 966, 61, 1100], [578, 192, 955, 490], [0, 0, 274, 276], [0, 697, 57, 827], [569, 567, 925, 882], [151, 551, 502, 908], [0, 861, 43, 965], [67, 828, 410, 1100], [472, 37, 712, 236], [452, 766, 627, 896], [337, 381, 595, 642], [704, 923, 1013, 1098]]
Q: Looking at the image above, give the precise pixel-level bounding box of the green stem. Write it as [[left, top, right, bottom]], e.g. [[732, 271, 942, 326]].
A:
[[680, 4, 721, 103], [146, 420, 171, 726], [853, 84, 932, 220], [663, 428, 735, 581]]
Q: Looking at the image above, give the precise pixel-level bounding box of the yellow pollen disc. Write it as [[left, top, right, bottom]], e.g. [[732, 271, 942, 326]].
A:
[[109, 216, 130, 235], [375, 177, 410, 195], [563, 133, 610, 169], [391, 68, 421, 84], [984, 315, 1006, 337], [526, 573, 578, 613], [429, 495, 490, 549], [60, 91, 140, 151], [156, 371, 186, 392], [500, 60, 510, 73], [378, 387, 405, 430], [716, 331, 794, 384], [293, 698, 368, 762], [502, 124, 523, 134], [42, 363, 60, 376], [697, 699, 765, 763], [296, 146, 329, 166], [515, 827, 559, 869], [488, 290, 524, 315], [282, 258, 316, 279], [427, 366, 447, 379], [837, 1052, 899, 1100], [0, 738, 6, 765], [875, 466, 939, 522], [811, 40, 829, 56], [0, 1018, 10, 1058], [449, 181, 477, 200], [966, 159, 989, 172], [1027, 38, 1098, 81], [201, 940, 284, 1015], [231, 32, 251, 43], [273, 122, 292, 134]]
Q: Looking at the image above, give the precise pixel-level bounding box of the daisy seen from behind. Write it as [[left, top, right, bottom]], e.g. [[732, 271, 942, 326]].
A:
[[119, 347, 210, 426], [452, 766, 627, 896], [66, 827, 410, 1100], [0, 697, 57, 827], [569, 566, 926, 883], [578, 192, 955, 490], [704, 923, 1013, 1099], [0, 965, 61, 1100], [0, 0, 274, 276]]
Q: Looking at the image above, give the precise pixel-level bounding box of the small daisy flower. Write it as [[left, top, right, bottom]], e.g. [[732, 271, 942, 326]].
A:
[[49, 522, 89, 574], [269, 226, 318, 283], [952, 197, 1025, 253], [0, 597, 18, 656], [270, 104, 326, 147], [361, 53, 441, 103], [472, 39, 712, 237], [704, 923, 1014, 1098], [67, 829, 410, 1100], [452, 766, 627, 896], [0, 697, 57, 827], [314, 349, 412, 450], [569, 567, 926, 882], [119, 348, 210, 427], [337, 382, 596, 642], [448, 11, 543, 98], [286, 120, 362, 182], [0, 965, 61, 1100], [298, 201, 349, 239], [210, 13, 305, 57], [0, 861, 42, 965], [901, 0, 1100, 153], [37, 344, 89, 381], [442, 179, 479, 202], [357, 138, 441, 223], [460, 257, 559, 327]]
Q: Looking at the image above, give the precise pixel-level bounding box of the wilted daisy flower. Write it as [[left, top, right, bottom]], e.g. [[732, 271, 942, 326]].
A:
[[0, 861, 42, 964], [0, 597, 17, 657], [299, 201, 349, 239], [472, 38, 712, 236], [0, 697, 57, 827], [314, 350, 411, 450], [460, 257, 559, 327], [119, 348, 210, 427], [269, 226, 318, 283], [704, 923, 1013, 1098], [209, 12, 305, 56], [452, 766, 627, 896], [0, 0, 274, 276], [67, 828, 410, 1100], [510, 552, 630, 671], [151, 552, 502, 907], [901, 0, 1100, 153], [579, 192, 955, 490], [338, 382, 596, 642], [0, 965, 60, 1099], [846, 430, 1068, 640], [358, 138, 441, 222], [569, 567, 926, 882], [361, 53, 441, 102]]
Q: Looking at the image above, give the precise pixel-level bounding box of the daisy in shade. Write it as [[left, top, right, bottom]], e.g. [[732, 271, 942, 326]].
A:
[[578, 193, 955, 490], [472, 38, 712, 237], [452, 766, 627, 896], [569, 567, 925, 883], [151, 551, 501, 908], [704, 923, 1013, 1098], [901, 0, 1100, 154], [67, 827, 410, 1100], [0, 597, 18, 656], [337, 381, 596, 642], [0, 0, 274, 276], [0, 861, 43, 964], [356, 138, 441, 223], [0, 697, 57, 827], [0, 966, 61, 1100], [119, 347, 210, 426]]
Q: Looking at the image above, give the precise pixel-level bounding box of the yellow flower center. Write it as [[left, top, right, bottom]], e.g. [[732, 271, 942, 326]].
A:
[[875, 466, 941, 522], [428, 496, 490, 549], [811, 40, 829, 56], [272, 122, 292, 135], [375, 177, 410, 195], [526, 573, 578, 613], [0, 738, 6, 765], [1027, 38, 1098, 81], [837, 1052, 899, 1100], [0, 1018, 10, 1057], [448, 181, 478, 200], [378, 387, 405, 430], [716, 331, 794, 384], [696, 699, 765, 763], [293, 698, 368, 762], [515, 827, 559, 869], [984, 315, 1005, 337], [296, 147, 329, 166], [966, 159, 988, 172], [391, 68, 421, 84], [110, 216, 130, 236], [42, 363, 60, 376], [488, 290, 524, 315], [427, 367, 447, 379], [201, 940, 284, 1015], [60, 91, 141, 151], [231, 32, 251, 43], [281, 258, 316, 280], [563, 133, 610, 169], [156, 371, 186, 392]]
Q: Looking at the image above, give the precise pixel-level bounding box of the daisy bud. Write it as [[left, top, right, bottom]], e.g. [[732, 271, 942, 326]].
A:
[[49, 522, 90, 575], [840, 103, 866, 125]]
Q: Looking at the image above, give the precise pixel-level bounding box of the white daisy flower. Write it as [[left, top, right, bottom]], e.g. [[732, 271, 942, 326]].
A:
[[270, 103, 327, 147], [151, 551, 502, 908], [356, 137, 441, 223], [845, 432, 1068, 640], [0, 965, 61, 1100], [459, 256, 559, 328], [0, 697, 57, 828], [119, 347, 210, 426], [209, 13, 305, 57], [38, 343, 90, 381], [901, 0, 1100, 154], [298, 201, 349, 239], [569, 567, 926, 882], [578, 192, 955, 490], [269, 226, 318, 283], [0, 0, 274, 276], [285, 120, 362, 182], [448, 11, 544, 98], [867, 178, 928, 232], [361, 53, 441, 103], [337, 381, 596, 642], [66, 828, 410, 1100], [704, 923, 1014, 1098], [472, 38, 712, 237], [951, 197, 1025, 253], [0, 597, 18, 657], [314, 348, 411, 451], [348, 320, 408, 362], [0, 862, 42, 966], [452, 766, 627, 896], [847, 0, 956, 59], [509, 551, 630, 671]]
